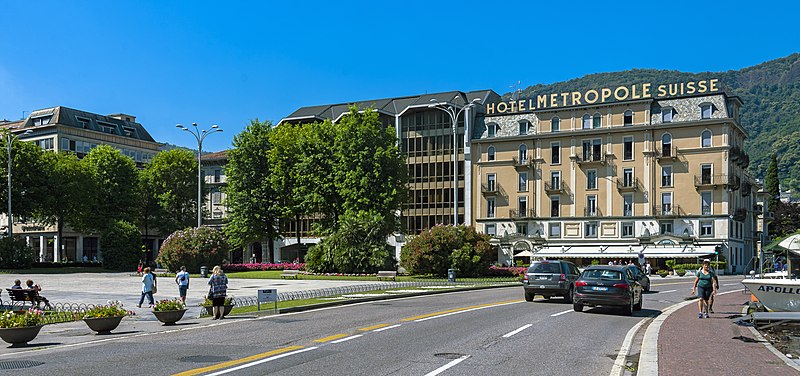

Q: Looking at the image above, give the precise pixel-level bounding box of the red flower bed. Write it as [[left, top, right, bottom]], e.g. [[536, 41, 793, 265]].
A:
[[224, 263, 306, 272], [486, 265, 527, 277]]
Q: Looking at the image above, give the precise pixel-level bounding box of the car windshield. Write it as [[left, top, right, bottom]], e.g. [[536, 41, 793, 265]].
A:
[[529, 263, 561, 274], [582, 269, 623, 280]]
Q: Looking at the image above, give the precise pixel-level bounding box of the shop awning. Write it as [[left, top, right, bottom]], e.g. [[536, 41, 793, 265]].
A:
[[531, 245, 716, 259]]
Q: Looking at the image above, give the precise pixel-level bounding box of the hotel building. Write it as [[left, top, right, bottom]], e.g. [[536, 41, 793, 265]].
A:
[[0, 106, 160, 262], [473, 86, 757, 273]]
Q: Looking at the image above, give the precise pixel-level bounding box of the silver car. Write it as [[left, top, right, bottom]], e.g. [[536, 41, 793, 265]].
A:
[[523, 260, 580, 302]]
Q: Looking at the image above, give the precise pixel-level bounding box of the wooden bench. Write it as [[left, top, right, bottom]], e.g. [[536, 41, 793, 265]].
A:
[[280, 270, 301, 279], [6, 289, 36, 308], [376, 271, 397, 281]]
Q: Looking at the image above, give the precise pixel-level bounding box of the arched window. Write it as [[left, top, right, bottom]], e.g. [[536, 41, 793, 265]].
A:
[[518, 144, 528, 163], [701, 130, 712, 148], [582, 114, 591, 129], [624, 110, 633, 125], [661, 133, 672, 157], [487, 146, 496, 161], [551, 116, 560, 132], [593, 112, 602, 128], [487, 123, 499, 138]]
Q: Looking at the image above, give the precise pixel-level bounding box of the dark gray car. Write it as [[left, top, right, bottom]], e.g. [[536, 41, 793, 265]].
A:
[[625, 265, 650, 292], [573, 265, 643, 315], [523, 260, 580, 302]]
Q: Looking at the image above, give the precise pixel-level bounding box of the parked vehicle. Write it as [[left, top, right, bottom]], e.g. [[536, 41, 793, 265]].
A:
[[573, 265, 643, 315], [523, 260, 580, 302], [625, 265, 650, 292]]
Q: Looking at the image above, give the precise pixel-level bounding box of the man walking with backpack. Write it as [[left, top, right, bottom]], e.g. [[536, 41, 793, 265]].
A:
[[175, 266, 190, 304]]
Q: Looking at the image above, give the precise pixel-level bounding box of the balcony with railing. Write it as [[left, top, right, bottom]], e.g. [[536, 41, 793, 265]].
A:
[[652, 204, 682, 217], [544, 181, 568, 195], [616, 177, 640, 192], [583, 207, 602, 217], [512, 156, 532, 169], [574, 152, 609, 166], [694, 174, 740, 190], [656, 146, 679, 162], [509, 208, 537, 219], [481, 182, 499, 196]]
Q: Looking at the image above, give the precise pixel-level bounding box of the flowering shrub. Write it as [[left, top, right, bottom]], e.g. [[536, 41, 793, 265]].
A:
[[157, 227, 230, 272], [0, 309, 44, 328], [84, 301, 135, 319], [154, 299, 186, 312], [200, 296, 235, 307], [400, 225, 494, 277], [224, 263, 305, 272], [486, 265, 527, 278]]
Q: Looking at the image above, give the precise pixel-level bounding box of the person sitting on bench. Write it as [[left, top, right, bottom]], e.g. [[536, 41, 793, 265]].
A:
[[11, 280, 22, 289], [25, 279, 52, 309]]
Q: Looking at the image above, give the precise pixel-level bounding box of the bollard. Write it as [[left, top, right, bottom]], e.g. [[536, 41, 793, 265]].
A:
[[200, 265, 208, 278], [447, 268, 456, 283]]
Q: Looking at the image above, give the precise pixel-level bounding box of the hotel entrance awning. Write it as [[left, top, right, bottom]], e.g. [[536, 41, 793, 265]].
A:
[[531, 245, 716, 259]]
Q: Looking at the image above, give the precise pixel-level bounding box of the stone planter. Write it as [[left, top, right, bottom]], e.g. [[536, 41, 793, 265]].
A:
[[203, 305, 234, 317], [0, 325, 44, 346], [83, 316, 124, 334], [152, 309, 187, 325]]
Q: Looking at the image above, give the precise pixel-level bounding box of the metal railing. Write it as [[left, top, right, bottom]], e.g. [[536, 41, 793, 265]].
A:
[[509, 208, 536, 219]]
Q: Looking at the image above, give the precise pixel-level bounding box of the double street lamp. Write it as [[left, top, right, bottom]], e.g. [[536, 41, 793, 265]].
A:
[[428, 97, 481, 225], [5, 128, 32, 238], [176, 123, 223, 228]]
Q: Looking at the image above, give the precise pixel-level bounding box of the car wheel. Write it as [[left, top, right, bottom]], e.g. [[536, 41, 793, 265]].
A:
[[634, 293, 643, 311], [622, 294, 634, 316], [524, 291, 534, 302], [564, 286, 574, 304], [573, 303, 583, 312]]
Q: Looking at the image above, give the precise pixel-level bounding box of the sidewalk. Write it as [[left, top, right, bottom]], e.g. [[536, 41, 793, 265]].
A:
[[658, 290, 799, 374]]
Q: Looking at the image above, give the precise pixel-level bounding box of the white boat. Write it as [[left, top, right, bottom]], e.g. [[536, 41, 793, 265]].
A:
[[741, 278, 800, 312]]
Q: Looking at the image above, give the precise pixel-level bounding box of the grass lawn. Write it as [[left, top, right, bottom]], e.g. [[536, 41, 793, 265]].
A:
[[225, 270, 518, 283], [0, 267, 116, 274]]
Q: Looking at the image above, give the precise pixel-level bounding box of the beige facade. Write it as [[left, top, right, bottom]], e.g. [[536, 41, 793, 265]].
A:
[[471, 93, 757, 273]]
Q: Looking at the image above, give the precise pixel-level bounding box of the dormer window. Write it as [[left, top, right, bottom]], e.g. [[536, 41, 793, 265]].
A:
[[32, 116, 52, 126], [518, 120, 530, 135], [662, 107, 674, 123], [122, 126, 136, 137], [98, 122, 116, 134], [624, 110, 633, 126], [700, 103, 713, 119], [76, 117, 90, 129], [487, 123, 499, 138]]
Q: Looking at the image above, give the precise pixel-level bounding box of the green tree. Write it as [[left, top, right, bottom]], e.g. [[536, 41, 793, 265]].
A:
[[0, 237, 35, 269], [75, 145, 139, 234], [400, 225, 493, 277], [268, 123, 306, 246], [765, 153, 780, 210], [157, 227, 229, 272], [0, 133, 51, 221], [100, 220, 141, 271], [305, 212, 396, 273], [138, 149, 198, 239], [36, 152, 92, 249], [224, 119, 281, 261]]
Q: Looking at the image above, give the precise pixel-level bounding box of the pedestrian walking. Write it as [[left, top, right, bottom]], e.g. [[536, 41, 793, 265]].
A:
[[691, 260, 717, 318], [697, 259, 720, 313], [207, 265, 228, 320], [175, 266, 190, 304], [137, 267, 157, 308], [137, 260, 143, 276]]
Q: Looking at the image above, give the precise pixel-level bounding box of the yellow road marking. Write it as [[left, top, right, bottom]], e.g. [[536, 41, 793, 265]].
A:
[[359, 323, 390, 331], [173, 346, 304, 376], [313, 333, 350, 343], [401, 300, 522, 322]]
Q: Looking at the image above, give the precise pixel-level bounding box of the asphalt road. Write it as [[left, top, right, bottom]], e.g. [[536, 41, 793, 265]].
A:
[[0, 276, 746, 375]]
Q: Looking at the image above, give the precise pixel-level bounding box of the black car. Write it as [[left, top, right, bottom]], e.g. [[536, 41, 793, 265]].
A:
[[573, 265, 643, 315], [625, 264, 650, 292], [523, 260, 580, 302]]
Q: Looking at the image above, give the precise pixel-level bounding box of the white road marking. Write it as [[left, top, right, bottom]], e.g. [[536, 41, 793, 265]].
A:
[[723, 283, 740, 286], [502, 324, 532, 338], [550, 309, 572, 317], [373, 324, 402, 332], [424, 355, 471, 376], [330, 334, 363, 344], [413, 301, 522, 322], [205, 347, 319, 376], [609, 317, 650, 376], [658, 289, 677, 294]]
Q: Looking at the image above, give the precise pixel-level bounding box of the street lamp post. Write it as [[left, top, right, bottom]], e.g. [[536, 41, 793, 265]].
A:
[[176, 123, 223, 228], [428, 97, 481, 225], [5, 128, 33, 238]]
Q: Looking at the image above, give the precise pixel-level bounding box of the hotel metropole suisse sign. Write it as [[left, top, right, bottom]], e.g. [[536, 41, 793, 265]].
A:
[[486, 79, 720, 115]]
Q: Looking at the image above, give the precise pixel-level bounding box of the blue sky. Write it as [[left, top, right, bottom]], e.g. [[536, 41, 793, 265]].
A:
[[1, 1, 798, 152]]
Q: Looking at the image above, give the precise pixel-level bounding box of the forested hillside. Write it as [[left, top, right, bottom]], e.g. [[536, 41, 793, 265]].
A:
[[506, 53, 800, 195]]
